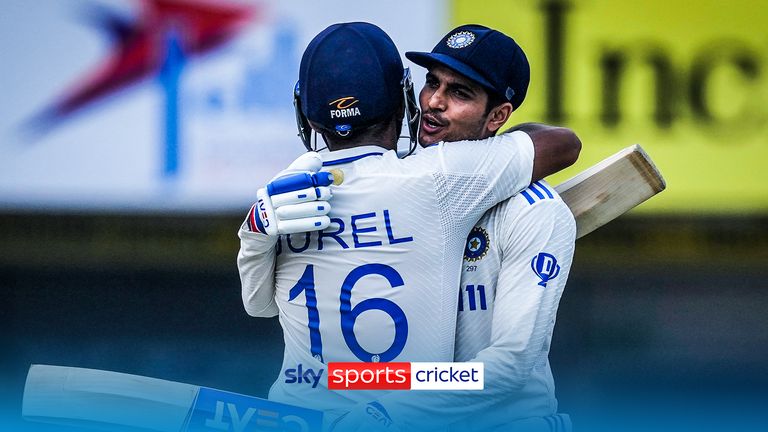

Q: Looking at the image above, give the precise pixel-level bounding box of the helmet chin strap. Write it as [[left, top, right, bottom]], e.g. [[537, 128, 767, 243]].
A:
[[293, 81, 313, 151], [400, 67, 422, 157]]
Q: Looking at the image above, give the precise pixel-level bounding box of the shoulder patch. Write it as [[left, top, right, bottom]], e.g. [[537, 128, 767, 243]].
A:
[[464, 226, 490, 262], [521, 181, 556, 206], [531, 252, 561, 287]]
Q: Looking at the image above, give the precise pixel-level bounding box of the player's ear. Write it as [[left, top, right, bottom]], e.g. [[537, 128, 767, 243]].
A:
[[486, 102, 513, 134]]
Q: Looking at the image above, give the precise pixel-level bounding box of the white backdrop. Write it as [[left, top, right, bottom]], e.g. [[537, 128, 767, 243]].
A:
[[0, 0, 446, 212]]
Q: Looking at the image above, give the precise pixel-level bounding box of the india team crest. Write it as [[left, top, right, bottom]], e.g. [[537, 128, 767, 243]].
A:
[[446, 31, 475, 49], [464, 226, 489, 262]]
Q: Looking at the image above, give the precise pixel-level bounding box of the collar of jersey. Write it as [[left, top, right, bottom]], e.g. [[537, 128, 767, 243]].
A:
[[321, 145, 389, 167]]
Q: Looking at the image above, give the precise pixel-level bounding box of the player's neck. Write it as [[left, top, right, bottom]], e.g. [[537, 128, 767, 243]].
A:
[[325, 122, 398, 152]]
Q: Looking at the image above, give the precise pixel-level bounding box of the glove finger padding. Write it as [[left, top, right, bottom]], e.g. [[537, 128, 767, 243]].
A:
[[270, 186, 332, 208], [277, 216, 330, 235], [268, 171, 334, 196], [250, 189, 331, 236], [275, 201, 331, 220]]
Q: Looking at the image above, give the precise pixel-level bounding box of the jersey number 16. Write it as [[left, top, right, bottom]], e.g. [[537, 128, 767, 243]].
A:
[[288, 263, 409, 363]]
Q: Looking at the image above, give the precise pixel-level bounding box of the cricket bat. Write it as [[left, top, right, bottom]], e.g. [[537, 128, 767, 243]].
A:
[[22, 364, 323, 432], [554, 144, 666, 239]]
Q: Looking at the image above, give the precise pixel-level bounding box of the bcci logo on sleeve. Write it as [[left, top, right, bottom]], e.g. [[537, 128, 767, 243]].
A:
[[464, 226, 489, 262], [329, 96, 361, 118], [531, 252, 561, 287]]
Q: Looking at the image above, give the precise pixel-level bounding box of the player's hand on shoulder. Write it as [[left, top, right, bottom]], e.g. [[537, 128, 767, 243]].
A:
[[247, 152, 337, 236], [329, 402, 400, 432]]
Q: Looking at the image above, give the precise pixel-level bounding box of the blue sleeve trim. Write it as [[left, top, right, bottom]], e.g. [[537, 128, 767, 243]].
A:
[[535, 181, 554, 198], [521, 190, 535, 204]]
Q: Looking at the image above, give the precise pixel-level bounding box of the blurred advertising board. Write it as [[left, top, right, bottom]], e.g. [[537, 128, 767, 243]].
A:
[[455, 0, 768, 213], [0, 0, 445, 212]]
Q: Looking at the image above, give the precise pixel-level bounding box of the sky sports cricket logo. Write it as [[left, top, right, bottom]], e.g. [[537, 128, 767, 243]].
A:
[[285, 362, 484, 390]]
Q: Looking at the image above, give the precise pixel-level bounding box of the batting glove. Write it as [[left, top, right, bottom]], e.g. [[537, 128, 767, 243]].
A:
[[329, 402, 400, 432], [247, 152, 335, 236]]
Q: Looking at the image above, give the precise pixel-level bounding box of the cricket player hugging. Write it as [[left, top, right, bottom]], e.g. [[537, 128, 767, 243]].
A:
[[359, 25, 580, 432], [237, 22, 579, 432]]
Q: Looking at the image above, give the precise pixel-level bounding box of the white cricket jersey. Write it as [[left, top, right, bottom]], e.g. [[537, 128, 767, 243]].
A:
[[238, 132, 535, 414], [376, 180, 576, 431]]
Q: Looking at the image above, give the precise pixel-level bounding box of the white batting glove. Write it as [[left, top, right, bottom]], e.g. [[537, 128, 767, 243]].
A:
[[329, 402, 400, 432], [246, 152, 335, 236]]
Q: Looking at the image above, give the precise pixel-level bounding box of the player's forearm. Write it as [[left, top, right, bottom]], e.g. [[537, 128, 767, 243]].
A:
[[504, 122, 551, 134], [237, 224, 279, 317], [505, 123, 581, 181]]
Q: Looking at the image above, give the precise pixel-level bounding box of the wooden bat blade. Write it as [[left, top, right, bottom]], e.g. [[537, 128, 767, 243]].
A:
[[554, 144, 666, 239], [22, 364, 323, 432], [23, 364, 198, 431]]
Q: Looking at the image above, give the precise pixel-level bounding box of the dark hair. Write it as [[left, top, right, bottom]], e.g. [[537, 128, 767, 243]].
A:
[[484, 90, 509, 116]]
